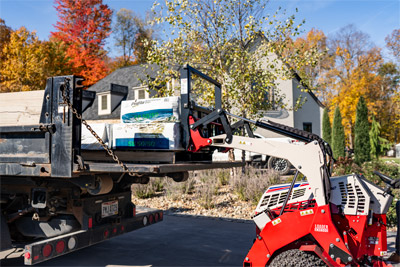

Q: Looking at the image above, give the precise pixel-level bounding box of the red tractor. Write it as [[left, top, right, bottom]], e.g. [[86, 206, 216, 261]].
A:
[[182, 65, 400, 267]]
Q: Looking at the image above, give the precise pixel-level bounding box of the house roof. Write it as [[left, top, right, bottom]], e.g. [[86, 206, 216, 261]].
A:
[[83, 64, 160, 120]]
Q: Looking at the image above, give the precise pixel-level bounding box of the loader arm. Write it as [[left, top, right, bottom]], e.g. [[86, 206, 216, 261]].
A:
[[210, 134, 327, 206]]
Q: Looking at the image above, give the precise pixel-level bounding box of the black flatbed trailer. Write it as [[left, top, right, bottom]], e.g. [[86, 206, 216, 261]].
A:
[[0, 66, 242, 265]]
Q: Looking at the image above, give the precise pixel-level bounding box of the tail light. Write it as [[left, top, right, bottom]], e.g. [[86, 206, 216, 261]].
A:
[[42, 244, 53, 258], [55, 240, 65, 254], [149, 214, 154, 224]]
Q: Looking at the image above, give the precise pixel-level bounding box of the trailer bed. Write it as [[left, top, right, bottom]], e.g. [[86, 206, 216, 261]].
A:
[[76, 161, 244, 175]]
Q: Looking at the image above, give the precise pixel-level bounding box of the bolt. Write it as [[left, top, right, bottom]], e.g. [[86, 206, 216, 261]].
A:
[[190, 125, 194, 129], [321, 209, 325, 214], [258, 235, 262, 240], [330, 244, 334, 248], [267, 254, 270, 258], [314, 141, 318, 145], [207, 139, 211, 144], [245, 257, 249, 261], [348, 257, 353, 262], [217, 109, 221, 113], [330, 254, 335, 259], [298, 165, 302, 169], [225, 138, 230, 142], [336, 238, 340, 242], [343, 231, 346, 235]]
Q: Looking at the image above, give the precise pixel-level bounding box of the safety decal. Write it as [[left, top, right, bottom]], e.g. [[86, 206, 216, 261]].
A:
[[380, 251, 387, 256], [272, 218, 282, 226], [300, 209, 314, 216], [314, 224, 329, 233]]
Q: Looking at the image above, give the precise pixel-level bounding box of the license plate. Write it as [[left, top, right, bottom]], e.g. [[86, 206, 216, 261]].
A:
[[102, 200, 118, 218]]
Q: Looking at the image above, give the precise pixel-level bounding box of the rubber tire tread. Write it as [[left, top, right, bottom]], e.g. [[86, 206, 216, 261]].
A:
[[267, 157, 290, 175], [269, 249, 326, 267]]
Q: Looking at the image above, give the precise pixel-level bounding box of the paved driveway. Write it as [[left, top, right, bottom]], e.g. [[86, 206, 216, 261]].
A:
[[1, 214, 397, 266]]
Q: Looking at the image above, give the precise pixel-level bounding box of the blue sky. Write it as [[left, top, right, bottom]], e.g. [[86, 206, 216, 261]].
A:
[[0, 0, 399, 60]]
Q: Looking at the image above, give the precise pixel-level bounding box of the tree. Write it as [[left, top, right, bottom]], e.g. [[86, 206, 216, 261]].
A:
[[0, 27, 45, 91], [112, 8, 155, 68], [376, 62, 400, 142], [322, 108, 332, 145], [0, 19, 11, 61], [323, 25, 385, 147], [51, 0, 112, 85], [0, 27, 72, 92], [146, 0, 322, 118], [354, 96, 370, 164], [386, 29, 400, 62], [332, 106, 345, 159], [283, 28, 332, 102], [369, 116, 391, 159]]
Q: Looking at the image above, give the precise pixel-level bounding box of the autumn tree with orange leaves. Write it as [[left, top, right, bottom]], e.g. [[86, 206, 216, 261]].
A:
[[51, 0, 112, 86]]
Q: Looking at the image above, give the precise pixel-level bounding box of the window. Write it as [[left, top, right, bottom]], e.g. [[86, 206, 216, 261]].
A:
[[132, 86, 149, 100], [98, 93, 111, 115], [138, 89, 145, 99], [101, 95, 107, 110], [303, 122, 312, 133]]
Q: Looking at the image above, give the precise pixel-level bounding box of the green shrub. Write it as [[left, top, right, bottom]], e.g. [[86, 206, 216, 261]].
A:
[[322, 108, 332, 145], [131, 178, 164, 199], [164, 175, 196, 200], [354, 96, 371, 165], [217, 169, 230, 186], [230, 167, 280, 204], [195, 171, 218, 209], [332, 106, 346, 159]]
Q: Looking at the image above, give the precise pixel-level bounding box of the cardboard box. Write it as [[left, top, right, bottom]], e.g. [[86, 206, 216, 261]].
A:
[[110, 123, 183, 150], [121, 97, 180, 123], [81, 123, 109, 150]]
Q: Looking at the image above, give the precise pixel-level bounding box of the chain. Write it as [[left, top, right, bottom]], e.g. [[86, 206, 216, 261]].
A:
[[60, 78, 139, 177]]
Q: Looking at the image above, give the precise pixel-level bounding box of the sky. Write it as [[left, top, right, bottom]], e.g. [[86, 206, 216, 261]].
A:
[[0, 0, 399, 60]]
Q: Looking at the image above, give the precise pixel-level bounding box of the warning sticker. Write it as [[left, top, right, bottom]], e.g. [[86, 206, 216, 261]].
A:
[[272, 218, 282, 226], [314, 224, 329, 233], [300, 209, 314, 216], [380, 251, 387, 256]]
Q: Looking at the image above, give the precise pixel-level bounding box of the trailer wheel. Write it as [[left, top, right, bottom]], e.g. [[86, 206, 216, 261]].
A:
[[267, 157, 291, 175], [269, 249, 326, 267]]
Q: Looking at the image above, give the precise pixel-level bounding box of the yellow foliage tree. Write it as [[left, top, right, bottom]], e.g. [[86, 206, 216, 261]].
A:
[[324, 25, 399, 145], [0, 27, 71, 92]]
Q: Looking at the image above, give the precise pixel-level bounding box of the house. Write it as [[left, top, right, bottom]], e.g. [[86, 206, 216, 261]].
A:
[[84, 54, 324, 138], [83, 64, 170, 123]]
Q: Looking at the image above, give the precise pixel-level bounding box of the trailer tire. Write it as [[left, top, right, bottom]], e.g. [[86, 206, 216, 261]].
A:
[[269, 249, 326, 267], [267, 157, 291, 175]]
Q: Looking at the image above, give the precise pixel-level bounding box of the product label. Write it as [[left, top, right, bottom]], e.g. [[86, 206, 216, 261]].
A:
[[314, 224, 329, 233]]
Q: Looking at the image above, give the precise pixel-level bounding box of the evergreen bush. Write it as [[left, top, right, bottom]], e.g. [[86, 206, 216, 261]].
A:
[[354, 96, 371, 165], [332, 106, 345, 159], [322, 108, 332, 145]]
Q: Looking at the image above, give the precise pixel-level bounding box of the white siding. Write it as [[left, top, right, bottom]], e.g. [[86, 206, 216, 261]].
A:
[[292, 79, 322, 137]]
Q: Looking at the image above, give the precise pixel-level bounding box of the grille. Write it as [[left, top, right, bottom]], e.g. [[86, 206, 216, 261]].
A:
[[355, 185, 366, 213], [339, 182, 347, 206], [292, 188, 306, 199], [259, 187, 308, 210], [346, 183, 356, 209]]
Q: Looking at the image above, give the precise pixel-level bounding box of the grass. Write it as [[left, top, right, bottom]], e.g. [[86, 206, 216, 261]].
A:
[[380, 157, 400, 164]]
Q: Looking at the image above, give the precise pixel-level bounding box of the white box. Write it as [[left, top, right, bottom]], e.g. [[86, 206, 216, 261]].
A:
[[110, 123, 183, 150], [121, 97, 180, 123], [81, 123, 109, 150]]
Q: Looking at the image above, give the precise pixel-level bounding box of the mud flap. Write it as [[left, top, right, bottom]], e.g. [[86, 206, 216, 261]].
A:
[[1, 213, 12, 251]]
